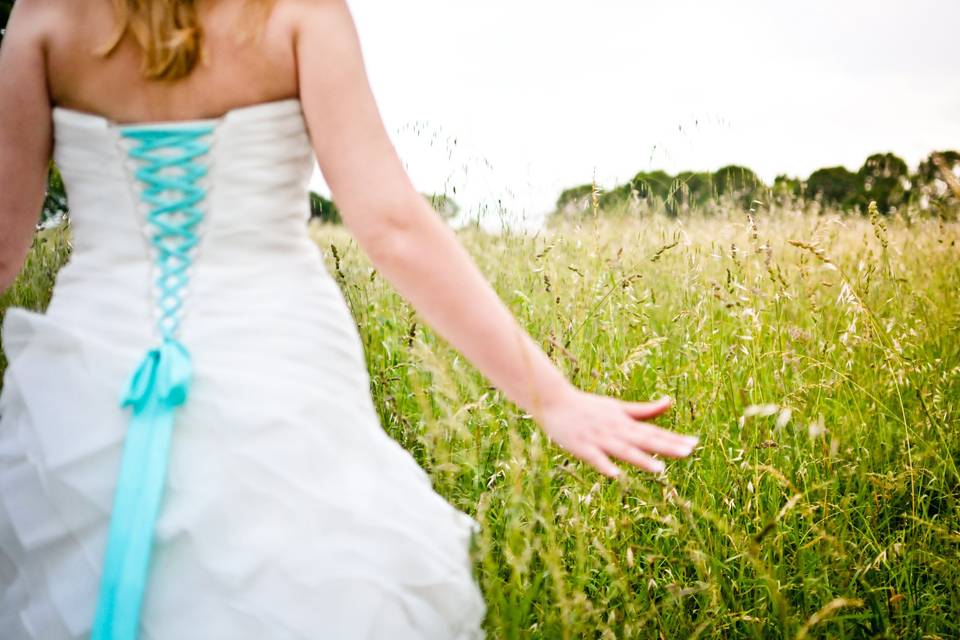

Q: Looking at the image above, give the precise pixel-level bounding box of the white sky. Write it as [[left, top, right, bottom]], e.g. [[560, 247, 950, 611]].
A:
[[308, 0, 960, 229]]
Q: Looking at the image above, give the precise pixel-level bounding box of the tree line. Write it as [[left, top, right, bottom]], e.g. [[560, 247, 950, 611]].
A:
[[308, 191, 458, 225], [555, 151, 960, 217]]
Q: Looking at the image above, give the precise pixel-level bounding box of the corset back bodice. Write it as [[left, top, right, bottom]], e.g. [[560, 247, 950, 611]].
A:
[[48, 98, 323, 344]]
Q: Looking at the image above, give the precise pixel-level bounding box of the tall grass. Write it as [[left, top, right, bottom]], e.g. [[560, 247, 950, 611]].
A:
[[2, 206, 957, 638], [312, 205, 959, 639]]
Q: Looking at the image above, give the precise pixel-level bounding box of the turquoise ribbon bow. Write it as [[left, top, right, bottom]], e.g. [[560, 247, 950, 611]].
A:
[[122, 340, 192, 412], [91, 338, 192, 640]]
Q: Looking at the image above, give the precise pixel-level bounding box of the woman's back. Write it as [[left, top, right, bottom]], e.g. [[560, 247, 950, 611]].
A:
[[0, 2, 490, 638], [42, 0, 300, 123]]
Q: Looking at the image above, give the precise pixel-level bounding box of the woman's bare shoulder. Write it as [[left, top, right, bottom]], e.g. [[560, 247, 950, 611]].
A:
[[40, 0, 317, 119], [278, 0, 358, 34], [1, 0, 60, 46]]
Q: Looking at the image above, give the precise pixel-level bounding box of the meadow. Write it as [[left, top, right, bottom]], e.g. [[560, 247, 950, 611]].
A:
[[1, 203, 958, 639]]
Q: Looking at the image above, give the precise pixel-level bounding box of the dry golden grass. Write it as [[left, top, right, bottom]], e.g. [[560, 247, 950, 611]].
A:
[[3, 205, 957, 638]]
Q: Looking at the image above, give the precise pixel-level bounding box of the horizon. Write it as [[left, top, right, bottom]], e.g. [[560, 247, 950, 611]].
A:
[[307, 1, 960, 230]]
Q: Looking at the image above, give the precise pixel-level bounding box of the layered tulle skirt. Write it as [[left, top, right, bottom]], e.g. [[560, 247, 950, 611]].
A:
[[0, 259, 486, 639]]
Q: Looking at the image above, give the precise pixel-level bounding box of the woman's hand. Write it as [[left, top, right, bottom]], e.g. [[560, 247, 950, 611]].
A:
[[534, 390, 698, 477]]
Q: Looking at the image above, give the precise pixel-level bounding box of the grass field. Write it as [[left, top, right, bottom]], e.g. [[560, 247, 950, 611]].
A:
[[2, 206, 958, 638]]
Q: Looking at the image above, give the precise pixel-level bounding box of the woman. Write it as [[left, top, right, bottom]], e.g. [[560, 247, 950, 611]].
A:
[[0, 0, 698, 637]]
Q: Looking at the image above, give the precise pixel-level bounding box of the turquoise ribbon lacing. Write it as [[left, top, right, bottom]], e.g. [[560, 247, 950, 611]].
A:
[[91, 125, 214, 640]]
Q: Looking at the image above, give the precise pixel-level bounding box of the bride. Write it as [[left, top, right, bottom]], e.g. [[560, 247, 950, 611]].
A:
[[0, 0, 698, 637]]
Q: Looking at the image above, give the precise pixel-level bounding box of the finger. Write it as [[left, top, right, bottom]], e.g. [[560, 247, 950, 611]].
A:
[[617, 423, 695, 459], [603, 437, 665, 474], [629, 419, 700, 449], [622, 396, 673, 420], [580, 446, 622, 478], [618, 421, 698, 458]]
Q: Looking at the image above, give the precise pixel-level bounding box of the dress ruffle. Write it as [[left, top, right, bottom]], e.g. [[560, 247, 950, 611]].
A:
[[0, 306, 485, 639]]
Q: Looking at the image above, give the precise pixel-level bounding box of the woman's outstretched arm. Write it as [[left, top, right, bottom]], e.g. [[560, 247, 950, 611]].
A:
[[0, 0, 53, 293], [295, 0, 697, 477]]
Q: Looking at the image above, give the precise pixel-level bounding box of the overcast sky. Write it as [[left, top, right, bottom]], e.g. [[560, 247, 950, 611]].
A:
[[309, 0, 960, 229]]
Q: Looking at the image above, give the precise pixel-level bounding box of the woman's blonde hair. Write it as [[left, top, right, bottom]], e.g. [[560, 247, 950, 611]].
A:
[[96, 0, 274, 81]]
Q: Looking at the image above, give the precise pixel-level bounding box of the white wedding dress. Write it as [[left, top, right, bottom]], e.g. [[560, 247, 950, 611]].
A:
[[0, 98, 486, 639]]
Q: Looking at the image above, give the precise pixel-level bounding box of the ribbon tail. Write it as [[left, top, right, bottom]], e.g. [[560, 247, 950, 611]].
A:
[[91, 405, 176, 640], [92, 339, 192, 639]]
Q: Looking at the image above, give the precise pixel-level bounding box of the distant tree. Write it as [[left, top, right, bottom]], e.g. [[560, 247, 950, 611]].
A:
[[915, 150, 960, 184], [913, 150, 960, 214], [673, 171, 714, 209], [598, 170, 688, 212], [423, 192, 459, 220], [910, 150, 960, 218], [915, 151, 960, 183], [713, 165, 760, 194], [773, 174, 803, 199], [854, 152, 910, 213], [805, 166, 859, 208], [712, 165, 764, 208], [1, 1, 12, 45], [629, 170, 674, 200], [309, 191, 341, 224], [597, 183, 634, 210], [627, 170, 679, 215], [309, 191, 460, 224], [555, 184, 593, 215], [41, 161, 67, 224], [932, 154, 960, 208]]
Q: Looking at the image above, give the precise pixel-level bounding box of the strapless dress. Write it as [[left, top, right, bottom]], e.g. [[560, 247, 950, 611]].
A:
[[0, 98, 486, 639]]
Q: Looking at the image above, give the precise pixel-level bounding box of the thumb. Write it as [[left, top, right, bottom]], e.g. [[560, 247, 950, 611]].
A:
[[622, 395, 673, 420]]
